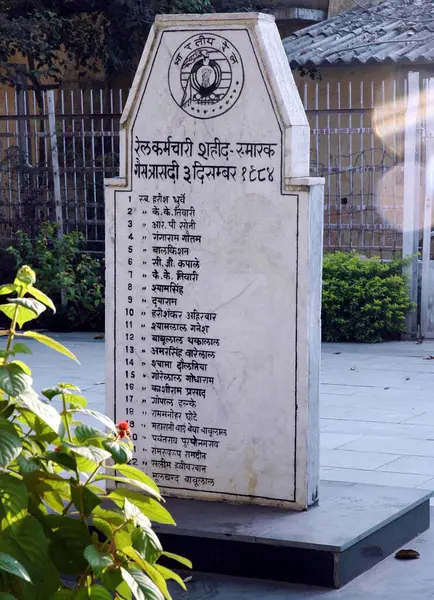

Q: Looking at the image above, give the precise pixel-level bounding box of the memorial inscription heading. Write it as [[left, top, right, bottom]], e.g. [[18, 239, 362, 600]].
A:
[[106, 14, 323, 509]]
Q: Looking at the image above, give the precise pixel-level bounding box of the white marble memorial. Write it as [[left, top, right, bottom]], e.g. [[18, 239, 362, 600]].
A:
[[105, 13, 324, 509]]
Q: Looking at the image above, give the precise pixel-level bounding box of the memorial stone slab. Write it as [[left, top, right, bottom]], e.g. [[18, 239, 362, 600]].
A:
[[105, 12, 324, 509]]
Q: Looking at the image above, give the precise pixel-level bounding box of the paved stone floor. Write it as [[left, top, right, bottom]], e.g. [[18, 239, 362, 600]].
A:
[[321, 341, 434, 495], [29, 333, 434, 496], [23, 333, 434, 597]]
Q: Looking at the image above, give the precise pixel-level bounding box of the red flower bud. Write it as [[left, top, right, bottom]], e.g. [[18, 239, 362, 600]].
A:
[[116, 421, 131, 438]]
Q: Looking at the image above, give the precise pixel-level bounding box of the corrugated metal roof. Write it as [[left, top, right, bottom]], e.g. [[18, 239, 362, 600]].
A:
[[283, 0, 434, 66]]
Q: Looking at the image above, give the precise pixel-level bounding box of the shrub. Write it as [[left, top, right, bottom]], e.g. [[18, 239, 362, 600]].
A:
[[5, 222, 104, 332], [322, 251, 412, 343], [0, 266, 189, 598]]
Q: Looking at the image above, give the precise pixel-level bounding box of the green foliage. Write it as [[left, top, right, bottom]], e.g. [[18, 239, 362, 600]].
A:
[[0, 266, 190, 599], [6, 223, 104, 331], [322, 251, 412, 343], [0, 0, 281, 94], [0, 0, 214, 92]]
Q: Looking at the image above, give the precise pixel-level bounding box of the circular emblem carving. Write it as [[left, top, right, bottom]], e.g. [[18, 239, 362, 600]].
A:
[[169, 33, 244, 119]]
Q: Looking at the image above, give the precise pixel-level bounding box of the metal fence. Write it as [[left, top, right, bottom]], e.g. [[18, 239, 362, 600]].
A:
[[0, 77, 421, 258], [0, 87, 125, 253], [301, 77, 408, 258]]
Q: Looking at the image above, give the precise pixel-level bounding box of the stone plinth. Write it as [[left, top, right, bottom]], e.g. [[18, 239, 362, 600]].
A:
[[105, 13, 324, 510]]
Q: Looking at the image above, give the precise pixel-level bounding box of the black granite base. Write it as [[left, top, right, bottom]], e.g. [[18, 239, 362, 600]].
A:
[[156, 481, 431, 588]]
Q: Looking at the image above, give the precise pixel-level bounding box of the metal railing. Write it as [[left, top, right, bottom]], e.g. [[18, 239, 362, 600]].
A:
[[301, 77, 407, 258], [0, 77, 420, 258], [0, 87, 125, 253]]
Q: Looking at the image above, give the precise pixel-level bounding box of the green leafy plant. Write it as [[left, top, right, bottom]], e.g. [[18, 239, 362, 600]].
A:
[[6, 222, 104, 331], [0, 266, 189, 599], [322, 251, 412, 343]]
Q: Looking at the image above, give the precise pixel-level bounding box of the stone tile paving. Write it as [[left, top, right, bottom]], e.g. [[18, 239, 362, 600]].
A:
[[22, 333, 434, 598], [321, 341, 434, 495], [25, 334, 434, 494]]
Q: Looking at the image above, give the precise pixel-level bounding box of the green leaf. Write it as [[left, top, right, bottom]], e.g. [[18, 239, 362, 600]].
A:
[[161, 551, 192, 569], [23, 469, 65, 489], [42, 490, 65, 514], [75, 424, 107, 443], [0, 552, 31, 582], [49, 590, 75, 599], [115, 528, 133, 553], [121, 568, 146, 600], [132, 528, 154, 562], [92, 507, 125, 527], [14, 266, 36, 287], [72, 410, 117, 433], [63, 393, 87, 408], [19, 390, 61, 433], [43, 451, 77, 472], [135, 526, 162, 557], [16, 454, 39, 473], [58, 383, 80, 391], [0, 474, 28, 524], [23, 471, 68, 502], [83, 545, 113, 574], [87, 484, 105, 495], [92, 518, 114, 540], [0, 593, 19, 599], [0, 427, 22, 467], [71, 484, 102, 516], [101, 567, 123, 592], [21, 437, 42, 458], [103, 439, 132, 464], [12, 343, 32, 355], [10, 360, 31, 375], [0, 304, 17, 324], [8, 297, 45, 313], [27, 285, 56, 313], [95, 476, 161, 500], [0, 515, 60, 598], [45, 515, 90, 575], [0, 284, 18, 295], [122, 548, 169, 600], [75, 455, 98, 473], [18, 408, 59, 443], [0, 416, 18, 435], [124, 499, 151, 529], [120, 567, 164, 600], [0, 305, 34, 328], [0, 363, 32, 396], [6, 514, 49, 563], [41, 387, 62, 400], [154, 564, 187, 590], [107, 489, 175, 525], [19, 332, 77, 362], [115, 581, 132, 600], [111, 465, 160, 493], [4, 298, 46, 327], [0, 401, 15, 419], [64, 443, 111, 463], [88, 585, 113, 600], [131, 529, 161, 565]]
